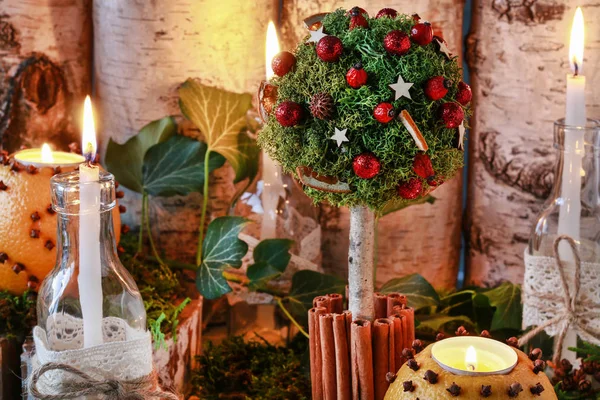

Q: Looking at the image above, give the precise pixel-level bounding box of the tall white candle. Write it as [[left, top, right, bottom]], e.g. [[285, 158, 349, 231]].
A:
[[261, 21, 285, 239], [79, 96, 104, 348], [558, 7, 585, 363]]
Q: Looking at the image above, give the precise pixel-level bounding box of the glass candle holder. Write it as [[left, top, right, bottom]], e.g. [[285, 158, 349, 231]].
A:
[[37, 170, 145, 349]]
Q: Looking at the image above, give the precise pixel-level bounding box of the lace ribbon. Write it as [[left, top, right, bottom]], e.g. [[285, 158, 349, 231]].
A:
[[519, 235, 600, 364], [28, 362, 179, 400]]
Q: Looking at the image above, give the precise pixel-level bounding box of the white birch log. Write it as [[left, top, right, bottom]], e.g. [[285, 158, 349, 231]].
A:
[[348, 206, 375, 320], [465, 1, 600, 286], [93, 0, 278, 261], [0, 0, 92, 153], [281, 0, 466, 290]]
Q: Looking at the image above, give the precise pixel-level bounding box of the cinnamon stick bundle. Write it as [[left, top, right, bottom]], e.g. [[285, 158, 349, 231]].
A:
[[327, 293, 344, 314], [399, 307, 415, 350], [388, 313, 404, 369], [373, 292, 388, 319], [386, 293, 407, 316], [351, 319, 374, 400], [320, 313, 337, 400], [333, 314, 351, 400], [309, 307, 327, 400], [344, 310, 352, 354], [314, 296, 331, 312], [373, 318, 395, 400]]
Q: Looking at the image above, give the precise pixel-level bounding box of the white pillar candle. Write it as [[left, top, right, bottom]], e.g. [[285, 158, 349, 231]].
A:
[[79, 96, 104, 348], [558, 7, 586, 363]]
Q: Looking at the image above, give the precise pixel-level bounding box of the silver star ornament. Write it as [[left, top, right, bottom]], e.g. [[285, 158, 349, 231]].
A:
[[435, 38, 452, 59], [389, 75, 414, 101], [307, 25, 328, 43], [330, 127, 349, 147]]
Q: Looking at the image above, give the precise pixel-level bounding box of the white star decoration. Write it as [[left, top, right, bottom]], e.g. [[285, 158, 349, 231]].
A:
[[435, 38, 452, 59], [330, 127, 349, 147], [389, 75, 414, 101], [307, 26, 328, 43], [458, 121, 466, 150]]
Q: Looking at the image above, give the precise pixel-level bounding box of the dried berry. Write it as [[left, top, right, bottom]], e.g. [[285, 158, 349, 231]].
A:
[[349, 13, 368, 30], [528, 348, 542, 361], [506, 337, 519, 348], [116, 191, 125, 199], [46, 204, 55, 215], [383, 30, 411, 55], [316, 36, 343, 62], [530, 383, 544, 396], [411, 22, 434, 46], [455, 326, 469, 336], [309, 93, 335, 120], [402, 347, 415, 359], [119, 205, 127, 214], [12, 263, 24, 274], [533, 359, 546, 374], [412, 339, 424, 353], [397, 178, 423, 200], [352, 153, 381, 179], [276, 101, 305, 126], [345, 6, 368, 17], [481, 385, 492, 398], [346, 63, 368, 89], [423, 370, 438, 384], [375, 8, 398, 19], [435, 332, 446, 341], [44, 240, 55, 251], [447, 382, 461, 397], [30, 229, 40, 239], [0, 252, 7, 263], [480, 330, 491, 338], [373, 102, 395, 124], [271, 51, 296, 77], [26, 165, 37, 174], [386, 372, 397, 383], [456, 81, 472, 105], [30, 211, 41, 221], [402, 380, 414, 392], [407, 359, 420, 371], [508, 382, 523, 397], [440, 102, 464, 129], [413, 154, 435, 181], [424, 76, 451, 101]]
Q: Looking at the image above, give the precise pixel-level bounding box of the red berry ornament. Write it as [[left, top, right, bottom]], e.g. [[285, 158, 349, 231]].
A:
[[376, 8, 398, 19], [456, 82, 472, 105], [397, 178, 423, 199], [346, 63, 368, 88], [373, 102, 396, 124], [440, 102, 464, 129], [346, 7, 368, 17], [350, 14, 369, 30], [316, 36, 343, 62], [271, 51, 296, 77], [410, 22, 433, 46], [383, 30, 411, 56], [275, 101, 304, 127], [413, 153, 435, 180], [353, 153, 381, 179], [424, 76, 451, 101]]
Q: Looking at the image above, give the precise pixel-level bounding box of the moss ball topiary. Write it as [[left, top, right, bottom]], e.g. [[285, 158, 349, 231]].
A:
[[258, 9, 472, 213]]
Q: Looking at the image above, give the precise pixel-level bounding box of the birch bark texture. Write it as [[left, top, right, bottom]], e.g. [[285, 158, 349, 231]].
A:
[[465, 1, 600, 286], [0, 0, 92, 153], [280, 0, 466, 290], [93, 0, 277, 261]]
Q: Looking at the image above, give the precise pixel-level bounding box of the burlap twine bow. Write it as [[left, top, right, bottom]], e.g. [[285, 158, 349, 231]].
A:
[[518, 235, 600, 365], [28, 362, 180, 400]]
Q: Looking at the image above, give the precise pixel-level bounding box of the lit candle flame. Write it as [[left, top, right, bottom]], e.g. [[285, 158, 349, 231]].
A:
[[41, 143, 54, 163], [465, 346, 477, 372], [265, 21, 280, 80], [569, 7, 584, 76], [82, 95, 97, 163]]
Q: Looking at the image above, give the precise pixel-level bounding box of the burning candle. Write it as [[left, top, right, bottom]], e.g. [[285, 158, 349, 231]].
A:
[[260, 21, 285, 239], [13, 143, 84, 168], [558, 7, 586, 363], [79, 95, 103, 348], [431, 337, 517, 376]]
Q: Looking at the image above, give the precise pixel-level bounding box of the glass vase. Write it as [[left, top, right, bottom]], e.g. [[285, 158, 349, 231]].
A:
[[37, 170, 146, 350]]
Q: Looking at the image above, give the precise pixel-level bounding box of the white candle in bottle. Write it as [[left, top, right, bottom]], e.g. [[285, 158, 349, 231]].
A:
[[79, 96, 104, 348]]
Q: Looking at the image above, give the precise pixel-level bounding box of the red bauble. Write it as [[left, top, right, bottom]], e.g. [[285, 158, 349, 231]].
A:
[[373, 102, 396, 123], [413, 153, 435, 180], [383, 30, 411, 56], [376, 8, 398, 19], [456, 81, 472, 105], [271, 51, 296, 77], [440, 102, 464, 128], [346, 63, 368, 88], [350, 14, 369, 30], [275, 101, 304, 127], [346, 6, 368, 17], [353, 153, 381, 179], [316, 36, 343, 62], [397, 178, 423, 199], [424, 76, 451, 101], [410, 22, 433, 46]]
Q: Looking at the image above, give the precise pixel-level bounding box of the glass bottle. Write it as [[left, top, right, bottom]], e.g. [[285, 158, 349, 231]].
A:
[[528, 119, 600, 259], [37, 170, 146, 350]]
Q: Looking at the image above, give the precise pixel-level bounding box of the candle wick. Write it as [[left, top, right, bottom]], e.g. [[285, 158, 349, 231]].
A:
[[467, 364, 476, 372], [573, 60, 579, 77]]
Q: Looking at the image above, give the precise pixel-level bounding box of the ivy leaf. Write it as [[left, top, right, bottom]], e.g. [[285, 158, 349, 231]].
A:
[[142, 135, 225, 197], [286, 271, 346, 322], [178, 79, 254, 183], [379, 274, 440, 310], [378, 195, 436, 218], [105, 117, 176, 193], [247, 239, 294, 291], [482, 282, 522, 332], [196, 217, 250, 300]]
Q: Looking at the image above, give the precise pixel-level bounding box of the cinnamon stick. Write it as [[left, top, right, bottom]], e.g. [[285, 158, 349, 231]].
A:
[[314, 296, 331, 312], [374, 292, 388, 319], [389, 313, 404, 369], [386, 293, 407, 316], [351, 319, 374, 400], [320, 313, 337, 400], [399, 307, 415, 350], [344, 310, 352, 355], [309, 307, 327, 400], [373, 318, 395, 400], [327, 293, 344, 314], [333, 314, 351, 400]]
